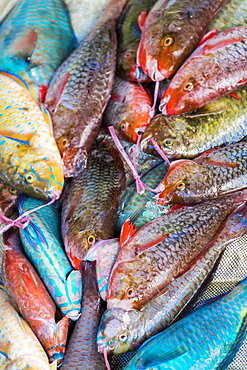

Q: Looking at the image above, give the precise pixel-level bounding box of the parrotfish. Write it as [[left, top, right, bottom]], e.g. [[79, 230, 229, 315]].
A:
[[0, 283, 57, 369], [98, 202, 247, 355], [104, 75, 153, 143], [18, 196, 82, 320], [160, 26, 247, 115], [2, 228, 69, 364], [141, 84, 247, 159], [107, 190, 247, 311], [123, 276, 247, 369], [0, 0, 75, 102], [60, 261, 106, 370], [45, 0, 127, 177], [157, 142, 247, 205], [61, 134, 125, 270], [136, 0, 228, 81], [0, 71, 64, 200], [116, 0, 156, 82]]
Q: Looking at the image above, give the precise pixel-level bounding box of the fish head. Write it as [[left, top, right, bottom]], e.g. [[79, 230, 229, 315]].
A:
[[4, 147, 64, 201], [5, 356, 57, 370], [0, 181, 20, 217], [117, 45, 151, 82], [97, 308, 144, 355]]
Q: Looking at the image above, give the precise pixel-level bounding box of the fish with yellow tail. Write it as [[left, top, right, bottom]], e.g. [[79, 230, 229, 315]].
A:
[[0, 71, 64, 200]]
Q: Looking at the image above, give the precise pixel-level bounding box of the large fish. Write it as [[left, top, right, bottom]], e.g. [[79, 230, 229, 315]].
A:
[[61, 134, 125, 270], [97, 202, 247, 355], [160, 26, 247, 115], [0, 0, 75, 102], [19, 196, 82, 320], [107, 190, 247, 311], [0, 283, 57, 369], [60, 261, 106, 370], [45, 0, 127, 177], [0, 71, 64, 200], [123, 276, 247, 369], [157, 142, 247, 205], [2, 228, 69, 364], [136, 0, 228, 81]]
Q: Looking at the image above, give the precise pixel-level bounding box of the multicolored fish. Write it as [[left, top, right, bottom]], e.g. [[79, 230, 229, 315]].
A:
[[18, 196, 82, 320], [0, 71, 64, 200], [136, 0, 228, 81], [0, 0, 75, 102], [123, 276, 247, 369], [0, 283, 57, 369]]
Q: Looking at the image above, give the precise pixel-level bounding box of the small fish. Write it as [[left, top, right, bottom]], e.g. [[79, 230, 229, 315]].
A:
[[0, 71, 64, 200], [0, 180, 19, 217], [0, 0, 75, 102], [136, 0, 228, 81], [19, 196, 82, 320], [60, 261, 106, 370], [157, 142, 247, 205], [160, 26, 247, 115], [0, 283, 57, 369], [123, 276, 247, 369], [104, 75, 153, 143], [61, 134, 125, 270], [107, 190, 247, 311]]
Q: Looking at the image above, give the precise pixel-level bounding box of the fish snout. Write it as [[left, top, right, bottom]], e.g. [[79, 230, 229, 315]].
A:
[[146, 58, 165, 81], [159, 94, 171, 115]]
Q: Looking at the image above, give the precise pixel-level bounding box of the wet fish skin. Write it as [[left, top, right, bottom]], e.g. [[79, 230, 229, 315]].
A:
[[61, 261, 105, 370], [2, 228, 69, 364], [0, 181, 19, 217], [61, 135, 125, 270], [123, 276, 247, 370], [141, 85, 247, 159], [0, 0, 75, 102], [157, 142, 247, 205], [207, 0, 247, 31], [137, 0, 228, 81], [107, 190, 247, 311]]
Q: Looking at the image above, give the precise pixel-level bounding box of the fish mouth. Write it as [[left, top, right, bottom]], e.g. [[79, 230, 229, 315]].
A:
[[146, 58, 166, 81], [159, 95, 171, 115]]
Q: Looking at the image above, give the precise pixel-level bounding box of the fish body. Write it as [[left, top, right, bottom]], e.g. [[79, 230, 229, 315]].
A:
[[2, 229, 69, 364], [61, 135, 125, 270], [136, 0, 228, 81], [0, 72, 64, 200], [18, 196, 82, 320], [141, 84, 247, 159], [208, 0, 247, 31], [116, 0, 156, 82], [98, 202, 247, 355], [60, 261, 105, 370], [0, 0, 75, 102], [160, 26, 247, 115], [0, 283, 57, 369], [107, 190, 247, 311], [104, 75, 153, 143], [157, 142, 247, 205], [123, 277, 247, 369]]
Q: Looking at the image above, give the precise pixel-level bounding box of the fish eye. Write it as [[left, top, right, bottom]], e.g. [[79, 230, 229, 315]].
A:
[[163, 138, 174, 147], [184, 82, 193, 91], [9, 187, 17, 194], [25, 174, 35, 184], [118, 333, 128, 342], [120, 123, 126, 131], [163, 37, 174, 47], [124, 52, 132, 58], [176, 181, 186, 190], [126, 287, 135, 297], [87, 235, 96, 245], [60, 137, 69, 148]]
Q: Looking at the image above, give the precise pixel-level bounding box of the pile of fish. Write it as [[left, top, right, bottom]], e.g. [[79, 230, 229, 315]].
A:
[[0, 0, 247, 369]]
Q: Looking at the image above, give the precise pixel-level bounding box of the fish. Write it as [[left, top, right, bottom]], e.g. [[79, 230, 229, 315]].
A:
[[0, 180, 19, 217], [107, 190, 247, 311], [207, 0, 247, 31], [0, 283, 57, 369], [84, 238, 120, 301], [104, 75, 153, 143], [160, 26, 247, 115], [2, 228, 69, 364], [97, 202, 247, 355], [123, 276, 247, 369], [116, 0, 156, 82], [136, 0, 228, 81], [60, 261, 105, 370], [157, 142, 247, 205], [0, 0, 75, 102], [18, 196, 82, 320], [141, 84, 247, 160], [0, 71, 64, 200], [45, 0, 127, 177], [61, 134, 125, 270]]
